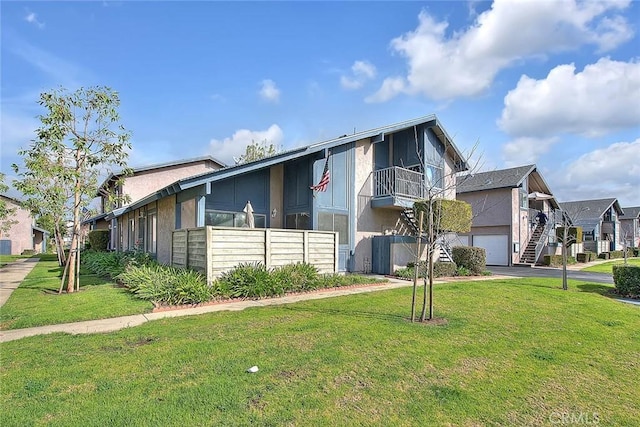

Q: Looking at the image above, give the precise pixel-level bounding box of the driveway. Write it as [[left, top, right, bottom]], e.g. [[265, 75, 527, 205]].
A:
[[487, 266, 613, 284]]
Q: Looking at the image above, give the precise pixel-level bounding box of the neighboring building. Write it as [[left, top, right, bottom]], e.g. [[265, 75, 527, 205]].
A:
[[0, 195, 48, 255], [85, 156, 225, 249], [456, 164, 560, 266], [558, 198, 624, 253], [619, 206, 640, 248], [105, 114, 468, 272]]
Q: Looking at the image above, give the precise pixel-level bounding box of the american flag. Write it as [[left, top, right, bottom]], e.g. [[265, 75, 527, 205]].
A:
[[310, 154, 330, 192]]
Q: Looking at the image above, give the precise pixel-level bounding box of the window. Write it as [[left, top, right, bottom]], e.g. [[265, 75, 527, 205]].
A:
[[318, 212, 349, 244], [137, 210, 146, 250], [128, 218, 135, 250], [147, 211, 157, 254], [520, 190, 528, 209], [424, 129, 444, 189], [285, 212, 310, 230], [205, 210, 266, 228]]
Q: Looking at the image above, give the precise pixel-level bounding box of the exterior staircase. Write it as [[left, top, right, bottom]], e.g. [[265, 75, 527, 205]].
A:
[[400, 208, 454, 263], [520, 224, 545, 264]]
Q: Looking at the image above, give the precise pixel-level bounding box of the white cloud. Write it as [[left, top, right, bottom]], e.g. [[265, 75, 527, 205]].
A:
[[368, 0, 633, 102], [207, 124, 284, 164], [259, 79, 280, 103], [499, 58, 640, 138], [24, 11, 45, 29], [550, 139, 640, 205], [340, 60, 377, 90], [502, 136, 558, 167]]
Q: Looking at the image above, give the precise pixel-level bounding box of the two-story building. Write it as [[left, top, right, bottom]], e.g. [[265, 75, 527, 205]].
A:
[[0, 195, 48, 255], [620, 206, 640, 248], [85, 156, 225, 250], [103, 114, 468, 273], [559, 198, 624, 253]]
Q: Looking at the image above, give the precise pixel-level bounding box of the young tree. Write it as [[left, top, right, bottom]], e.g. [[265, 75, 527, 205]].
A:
[[13, 86, 131, 293], [235, 139, 279, 164], [0, 173, 18, 238]]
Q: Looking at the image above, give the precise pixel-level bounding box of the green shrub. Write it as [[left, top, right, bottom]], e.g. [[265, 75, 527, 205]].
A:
[[271, 263, 319, 292], [576, 253, 589, 263], [21, 249, 35, 255], [414, 200, 472, 233], [455, 265, 472, 276], [87, 230, 110, 252], [82, 250, 155, 278], [452, 246, 486, 275], [433, 261, 457, 277], [556, 226, 583, 244], [612, 265, 640, 297], [543, 255, 577, 267], [598, 252, 610, 260], [586, 252, 598, 262], [394, 266, 417, 280], [117, 264, 211, 306], [610, 250, 624, 259], [218, 262, 277, 299], [633, 247, 639, 257]]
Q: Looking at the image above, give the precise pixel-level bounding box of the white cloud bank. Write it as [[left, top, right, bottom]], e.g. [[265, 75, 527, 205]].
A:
[[208, 124, 284, 165], [367, 0, 633, 102], [499, 58, 640, 138], [25, 11, 45, 29], [340, 60, 377, 90], [259, 79, 280, 103], [549, 139, 640, 205]]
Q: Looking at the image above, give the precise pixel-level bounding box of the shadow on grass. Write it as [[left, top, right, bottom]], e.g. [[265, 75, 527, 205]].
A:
[[576, 283, 616, 297], [283, 304, 412, 323]]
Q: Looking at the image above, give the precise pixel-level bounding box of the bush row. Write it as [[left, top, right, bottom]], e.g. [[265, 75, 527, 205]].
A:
[[576, 252, 598, 263], [613, 265, 640, 297], [543, 254, 577, 267], [452, 246, 486, 275], [394, 260, 474, 279], [82, 251, 384, 306]]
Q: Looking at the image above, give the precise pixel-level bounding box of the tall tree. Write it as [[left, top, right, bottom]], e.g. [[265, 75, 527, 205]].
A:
[[13, 86, 131, 292], [0, 173, 18, 238], [235, 139, 279, 164]]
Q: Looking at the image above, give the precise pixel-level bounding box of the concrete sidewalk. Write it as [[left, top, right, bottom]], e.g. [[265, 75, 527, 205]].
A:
[[0, 272, 505, 343], [0, 257, 40, 307]]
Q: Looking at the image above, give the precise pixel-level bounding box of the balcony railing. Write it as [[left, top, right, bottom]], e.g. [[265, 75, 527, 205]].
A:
[[373, 166, 425, 200]]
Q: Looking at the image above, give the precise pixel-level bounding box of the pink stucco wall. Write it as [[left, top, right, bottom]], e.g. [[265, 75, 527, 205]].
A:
[[1, 196, 35, 255]]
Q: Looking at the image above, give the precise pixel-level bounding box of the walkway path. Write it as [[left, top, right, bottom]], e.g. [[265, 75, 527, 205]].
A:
[[0, 258, 39, 307]]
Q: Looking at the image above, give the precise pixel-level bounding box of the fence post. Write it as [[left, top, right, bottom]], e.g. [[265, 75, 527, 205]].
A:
[[303, 231, 309, 264], [205, 226, 213, 286], [265, 229, 272, 269], [334, 232, 339, 273]]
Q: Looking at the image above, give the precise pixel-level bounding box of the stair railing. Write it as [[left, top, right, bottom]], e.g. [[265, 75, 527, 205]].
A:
[[533, 221, 554, 264]]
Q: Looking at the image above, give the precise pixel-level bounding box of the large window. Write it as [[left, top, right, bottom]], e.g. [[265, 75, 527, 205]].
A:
[[424, 129, 444, 189], [318, 212, 349, 244], [128, 218, 135, 250], [205, 210, 266, 228], [137, 210, 146, 250]]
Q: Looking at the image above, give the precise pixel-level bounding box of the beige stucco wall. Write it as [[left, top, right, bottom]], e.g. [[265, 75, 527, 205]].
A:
[[180, 199, 196, 229], [442, 155, 457, 200], [0, 197, 35, 255], [269, 164, 284, 228], [156, 196, 176, 264]]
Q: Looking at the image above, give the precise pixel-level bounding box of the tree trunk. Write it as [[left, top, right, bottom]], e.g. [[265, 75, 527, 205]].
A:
[[562, 228, 568, 291], [420, 204, 433, 322], [411, 211, 425, 322]]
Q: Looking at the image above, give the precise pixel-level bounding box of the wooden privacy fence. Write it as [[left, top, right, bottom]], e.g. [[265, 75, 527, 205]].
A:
[[172, 226, 339, 283]]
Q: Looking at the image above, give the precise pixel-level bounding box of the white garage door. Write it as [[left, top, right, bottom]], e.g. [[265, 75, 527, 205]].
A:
[[473, 235, 509, 266]]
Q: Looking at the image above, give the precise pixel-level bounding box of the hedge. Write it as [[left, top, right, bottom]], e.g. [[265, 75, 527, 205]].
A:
[[414, 199, 472, 233], [543, 254, 576, 267], [433, 261, 457, 278], [88, 229, 110, 252], [452, 246, 486, 275], [609, 250, 624, 259], [598, 252, 610, 260], [577, 252, 598, 262], [612, 265, 640, 297]]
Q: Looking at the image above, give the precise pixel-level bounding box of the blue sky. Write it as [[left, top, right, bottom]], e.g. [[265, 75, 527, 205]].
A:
[[2, 1, 639, 206]]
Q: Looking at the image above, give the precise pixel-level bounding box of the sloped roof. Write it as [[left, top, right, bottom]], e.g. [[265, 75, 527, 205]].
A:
[[115, 114, 469, 217], [620, 206, 640, 219], [97, 155, 226, 195], [456, 164, 535, 193], [558, 198, 623, 221]]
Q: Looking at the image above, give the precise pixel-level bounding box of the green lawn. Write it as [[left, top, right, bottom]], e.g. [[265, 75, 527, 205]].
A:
[[0, 254, 33, 268], [582, 257, 640, 273], [1, 277, 638, 426], [0, 254, 152, 330]]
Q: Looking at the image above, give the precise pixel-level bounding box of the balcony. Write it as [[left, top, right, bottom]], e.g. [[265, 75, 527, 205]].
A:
[[371, 166, 425, 209]]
